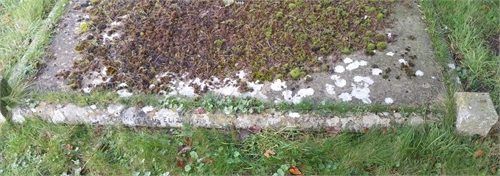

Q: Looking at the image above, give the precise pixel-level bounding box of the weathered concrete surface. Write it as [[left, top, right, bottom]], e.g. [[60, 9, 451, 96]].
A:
[[455, 92, 499, 137], [35, 0, 445, 107], [11, 102, 433, 131]]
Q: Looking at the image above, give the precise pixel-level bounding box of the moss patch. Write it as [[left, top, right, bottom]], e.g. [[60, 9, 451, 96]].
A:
[[66, 0, 394, 94]]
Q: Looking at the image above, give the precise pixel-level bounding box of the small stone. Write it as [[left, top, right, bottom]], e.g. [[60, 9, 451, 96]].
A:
[[455, 92, 499, 137]]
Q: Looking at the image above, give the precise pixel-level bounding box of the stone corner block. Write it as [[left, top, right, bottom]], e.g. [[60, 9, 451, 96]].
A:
[[455, 92, 499, 137]]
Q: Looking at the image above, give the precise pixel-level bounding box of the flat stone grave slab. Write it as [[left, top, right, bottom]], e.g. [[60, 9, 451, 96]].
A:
[[35, 0, 445, 107]]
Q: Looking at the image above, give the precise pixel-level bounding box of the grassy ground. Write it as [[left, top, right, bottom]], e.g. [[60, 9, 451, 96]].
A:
[[1, 0, 500, 175]]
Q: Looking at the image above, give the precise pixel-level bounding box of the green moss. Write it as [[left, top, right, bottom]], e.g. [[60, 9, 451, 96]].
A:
[[79, 21, 92, 33], [376, 42, 387, 50], [341, 47, 351, 55], [276, 11, 284, 18], [276, 74, 283, 79], [288, 3, 297, 9], [305, 75, 313, 81], [366, 43, 376, 50], [365, 30, 373, 36], [290, 67, 302, 79], [376, 13, 384, 20]]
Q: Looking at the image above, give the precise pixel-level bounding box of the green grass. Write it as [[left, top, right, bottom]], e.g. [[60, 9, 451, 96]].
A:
[[0, 118, 497, 175], [421, 0, 500, 113]]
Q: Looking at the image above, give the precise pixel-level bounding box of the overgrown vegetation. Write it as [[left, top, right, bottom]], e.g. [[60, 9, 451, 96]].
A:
[[421, 0, 500, 113], [66, 0, 394, 93]]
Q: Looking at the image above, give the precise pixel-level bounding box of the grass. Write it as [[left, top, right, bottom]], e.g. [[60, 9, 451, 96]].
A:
[[0, 118, 497, 175], [1, 0, 500, 175], [421, 0, 500, 113]]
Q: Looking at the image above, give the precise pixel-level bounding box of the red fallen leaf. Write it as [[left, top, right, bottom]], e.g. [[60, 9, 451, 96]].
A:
[[491, 166, 497, 174], [175, 157, 186, 168], [80, 168, 90, 175], [249, 125, 262, 134], [474, 150, 484, 158], [186, 137, 192, 147], [263, 149, 275, 158], [195, 107, 205, 114], [177, 145, 191, 155], [288, 166, 302, 175], [326, 126, 343, 134], [363, 127, 369, 133], [203, 158, 215, 163]]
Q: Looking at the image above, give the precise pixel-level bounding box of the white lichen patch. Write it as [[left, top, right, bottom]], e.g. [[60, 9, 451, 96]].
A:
[[415, 70, 424, 76], [372, 68, 383, 75], [282, 88, 314, 104], [117, 89, 133, 97], [330, 75, 347, 87], [236, 70, 246, 79], [385, 97, 394, 104], [325, 84, 336, 95], [386, 52, 394, 56], [142, 106, 154, 113], [448, 63, 456, 69], [359, 60, 367, 66], [353, 76, 364, 82], [339, 92, 352, 102], [83, 87, 92, 94], [351, 85, 370, 100], [398, 59, 407, 64], [346, 61, 361, 71], [118, 83, 128, 88], [343, 57, 353, 63], [288, 112, 301, 118], [334, 65, 345, 73]]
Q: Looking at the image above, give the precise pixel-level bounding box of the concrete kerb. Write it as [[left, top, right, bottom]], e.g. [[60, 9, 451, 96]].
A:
[[10, 101, 430, 131]]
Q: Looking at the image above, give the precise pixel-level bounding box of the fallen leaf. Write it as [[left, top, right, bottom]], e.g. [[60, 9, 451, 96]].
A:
[[94, 142, 104, 150], [288, 166, 302, 175], [249, 125, 262, 134], [80, 168, 90, 175], [364, 164, 377, 172], [326, 126, 343, 134], [186, 137, 192, 147], [195, 107, 205, 114], [175, 157, 186, 168], [389, 168, 398, 174], [382, 127, 388, 135], [363, 127, 369, 133], [491, 166, 497, 174], [178, 145, 191, 155], [65, 144, 73, 151], [203, 158, 214, 163], [263, 149, 275, 158], [474, 150, 484, 158], [93, 125, 103, 137], [45, 131, 52, 138]]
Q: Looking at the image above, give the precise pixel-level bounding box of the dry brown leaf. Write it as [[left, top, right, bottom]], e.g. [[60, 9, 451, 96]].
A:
[[203, 158, 215, 163], [80, 168, 90, 175], [389, 168, 398, 174], [491, 166, 497, 174], [474, 150, 484, 158], [382, 127, 388, 135], [364, 164, 377, 172], [175, 157, 186, 168], [45, 131, 52, 138], [326, 126, 343, 134], [363, 127, 369, 133], [263, 149, 275, 158], [288, 166, 302, 175], [178, 145, 191, 155], [65, 144, 73, 151], [249, 125, 262, 134], [186, 137, 192, 147]]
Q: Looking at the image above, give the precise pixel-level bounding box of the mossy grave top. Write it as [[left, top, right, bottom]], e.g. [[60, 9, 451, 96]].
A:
[[67, 0, 393, 94], [40, 0, 444, 106]]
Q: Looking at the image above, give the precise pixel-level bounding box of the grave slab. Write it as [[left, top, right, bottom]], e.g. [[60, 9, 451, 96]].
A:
[[455, 92, 499, 137]]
